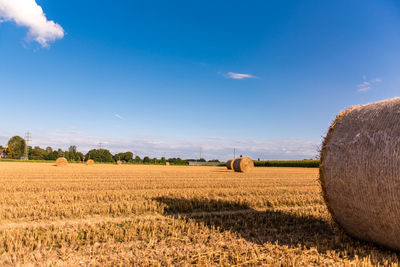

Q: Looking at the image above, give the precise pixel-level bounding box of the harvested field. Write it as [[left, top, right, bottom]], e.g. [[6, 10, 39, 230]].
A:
[[0, 162, 398, 266]]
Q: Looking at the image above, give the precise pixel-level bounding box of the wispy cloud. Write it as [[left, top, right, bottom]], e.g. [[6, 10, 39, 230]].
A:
[[357, 76, 382, 92], [0, 0, 64, 47], [204, 136, 226, 141], [226, 72, 258, 80], [115, 114, 125, 120]]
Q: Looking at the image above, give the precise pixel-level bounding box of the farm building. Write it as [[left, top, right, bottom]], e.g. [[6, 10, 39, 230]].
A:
[[187, 161, 219, 166]]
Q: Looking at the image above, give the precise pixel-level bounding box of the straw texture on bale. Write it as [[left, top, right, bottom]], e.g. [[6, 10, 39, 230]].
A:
[[117, 160, 122, 165], [226, 159, 235, 170], [55, 157, 68, 166], [86, 159, 95, 165], [320, 97, 400, 251], [233, 157, 254, 173], [165, 162, 170, 166]]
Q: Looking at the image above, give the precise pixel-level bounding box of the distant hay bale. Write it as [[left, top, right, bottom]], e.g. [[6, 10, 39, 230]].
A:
[[233, 157, 254, 173], [117, 160, 122, 165], [55, 157, 68, 166], [320, 97, 400, 251], [165, 162, 170, 166], [226, 159, 235, 170], [86, 159, 95, 165]]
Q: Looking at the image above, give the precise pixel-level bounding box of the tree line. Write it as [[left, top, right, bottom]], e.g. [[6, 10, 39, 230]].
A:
[[1, 136, 220, 164]]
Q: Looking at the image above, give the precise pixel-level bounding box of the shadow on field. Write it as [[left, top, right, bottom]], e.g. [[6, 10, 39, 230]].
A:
[[153, 197, 399, 263]]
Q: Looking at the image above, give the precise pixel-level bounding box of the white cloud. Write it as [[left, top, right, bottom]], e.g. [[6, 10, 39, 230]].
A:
[[0, 0, 64, 47], [226, 72, 257, 80], [0, 130, 319, 161], [115, 114, 125, 120], [358, 81, 371, 92], [357, 76, 382, 92]]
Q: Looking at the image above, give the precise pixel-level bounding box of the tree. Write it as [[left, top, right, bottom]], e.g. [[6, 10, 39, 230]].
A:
[[86, 149, 113, 163], [29, 146, 46, 160], [160, 157, 166, 164], [143, 156, 150, 163], [76, 152, 84, 161], [7, 136, 26, 159], [134, 156, 141, 163], [124, 152, 133, 161], [57, 148, 64, 158], [168, 157, 186, 165], [113, 152, 133, 162], [66, 145, 82, 161], [68, 145, 77, 154], [43, 147, 57, 160], [45, 147, 53, 154], [46, 149, 59, 160]]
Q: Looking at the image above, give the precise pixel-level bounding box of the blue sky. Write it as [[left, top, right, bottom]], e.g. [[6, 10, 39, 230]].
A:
[[0, 0, 399, 160]]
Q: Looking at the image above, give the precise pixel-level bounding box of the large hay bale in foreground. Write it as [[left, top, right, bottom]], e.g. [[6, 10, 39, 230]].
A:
[[233, 157, 254, 172], [55, 157, 68, 166], [320, 97, 400, 250], [86, 159, 95, 165], [226, 159, 235, 170]]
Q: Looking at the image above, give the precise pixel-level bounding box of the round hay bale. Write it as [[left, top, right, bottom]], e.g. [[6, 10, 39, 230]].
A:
[[226, 159, 235, 170], [117, 160, 122, 165], [55, 157, 68, 166], [233, 157, 254, 172], [86, 159, 95, 165], [320, 97, 400, 250], [165, 162, 170, 166]]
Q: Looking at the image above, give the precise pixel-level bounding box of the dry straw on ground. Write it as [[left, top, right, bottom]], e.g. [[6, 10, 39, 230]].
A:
[[55, 157, 68, 166], [86, 159, 95, 165], [0, 162, 398, 266], [117, 160, 122, 165], [226, 159, 235, 170], [165, 162, 170, 166], [233, 157, 254, 173], [320, 97, 400, 251]]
